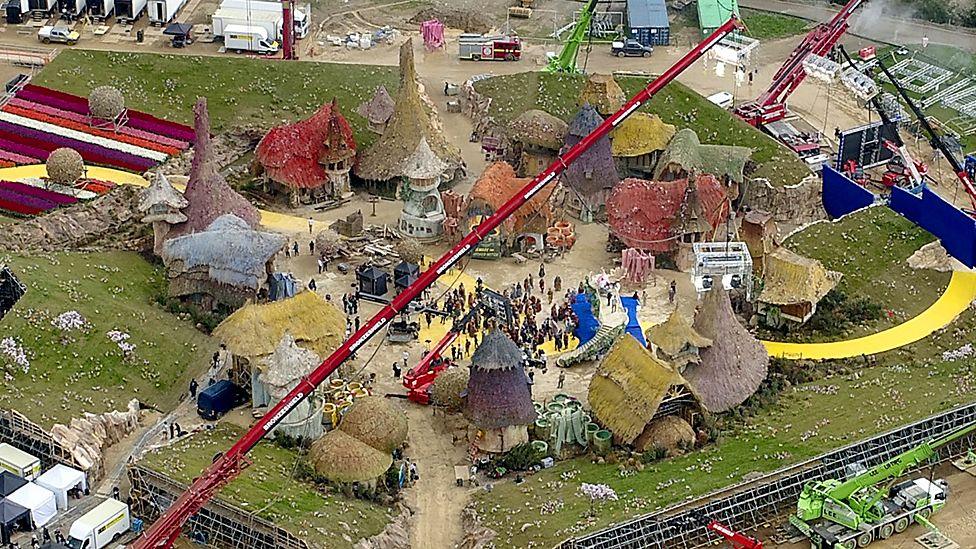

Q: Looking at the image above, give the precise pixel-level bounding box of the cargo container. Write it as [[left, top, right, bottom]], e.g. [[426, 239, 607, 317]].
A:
[[114, 0, 145, 23], [147, 0, 184, 24]]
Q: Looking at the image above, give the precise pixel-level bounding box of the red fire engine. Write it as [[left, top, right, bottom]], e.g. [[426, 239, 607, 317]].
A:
[[458, 34, 522, 61]]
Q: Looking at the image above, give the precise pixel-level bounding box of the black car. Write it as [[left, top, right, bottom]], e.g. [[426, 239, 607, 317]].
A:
[[611, 39, 653, 58]]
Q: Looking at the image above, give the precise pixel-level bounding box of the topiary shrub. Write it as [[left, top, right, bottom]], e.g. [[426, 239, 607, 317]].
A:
[[46, 148, 85, 185], [89, 86, 125, 120]]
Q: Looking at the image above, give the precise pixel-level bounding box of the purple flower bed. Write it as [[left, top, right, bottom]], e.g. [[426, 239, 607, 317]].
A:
[[18, 85, 195, 143], [0, 136, 51, 161], [0, 181, 78, 205], [0, 186, 58, 212], [0, 149, 39, 164], [0, 120, 156, 172], [6, 98, 190, 150]]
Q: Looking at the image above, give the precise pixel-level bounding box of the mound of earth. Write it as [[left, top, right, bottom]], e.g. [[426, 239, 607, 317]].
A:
[[409, 6, 492, 33]]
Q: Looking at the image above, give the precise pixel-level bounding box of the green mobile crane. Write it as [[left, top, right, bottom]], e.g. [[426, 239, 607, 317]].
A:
[[544, 0, 600, 73], [790, 419, 976, 549]]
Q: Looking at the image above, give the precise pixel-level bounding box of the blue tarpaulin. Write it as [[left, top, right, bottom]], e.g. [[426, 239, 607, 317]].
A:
[[620, 296, 647, 346], [822, 165, 875, 219], [571, 293, 600, 345], [889, 186, 976, 268]]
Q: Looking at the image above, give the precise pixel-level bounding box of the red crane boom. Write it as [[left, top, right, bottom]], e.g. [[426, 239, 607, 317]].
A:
[[131, 16, 744, 549], [734, 0, 865, 126]]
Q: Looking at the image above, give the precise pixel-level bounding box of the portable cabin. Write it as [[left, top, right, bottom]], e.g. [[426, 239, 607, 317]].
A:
[[147, 0, 184, 24], [56, 0, 84, 19], [697, 0, 738, 36], [5, 0, 28, 23], [114, 0, 145, 22], [27, 0, 55, 13], [85, 0, 113, 19], [626, 0, 670, 46], [0, 444, 41, 481]]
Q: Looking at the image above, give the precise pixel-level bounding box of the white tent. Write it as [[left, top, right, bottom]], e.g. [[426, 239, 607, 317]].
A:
[[35, 465, 87, 510], [6, 482, 56, 527]]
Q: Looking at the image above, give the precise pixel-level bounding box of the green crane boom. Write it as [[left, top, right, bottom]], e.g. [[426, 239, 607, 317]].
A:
[[796, 419, 976, 532], [545, 0, 600, 73]]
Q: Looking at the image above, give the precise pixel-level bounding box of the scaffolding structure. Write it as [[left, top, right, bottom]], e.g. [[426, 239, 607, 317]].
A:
[[691, 242, 753, 300], [0, 408, 92, 481], [559, 401, 976, 549], [128, 465, 308, 549], [888, 58, 953, 94]]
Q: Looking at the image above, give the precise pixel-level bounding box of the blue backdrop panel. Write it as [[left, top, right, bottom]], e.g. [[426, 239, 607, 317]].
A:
[[572, 292, 600, 345], [889, 186, 976, 268], [822, 165, 875, 219], [619, 296, 647, 347], [889, 186, 923, 223]]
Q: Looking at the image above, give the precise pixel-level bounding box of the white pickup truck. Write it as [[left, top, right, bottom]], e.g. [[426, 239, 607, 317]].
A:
[[38, 26, 80, 45]]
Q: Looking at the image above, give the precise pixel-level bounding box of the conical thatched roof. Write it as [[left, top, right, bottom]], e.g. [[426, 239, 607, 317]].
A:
[[464, 330, 537, 429], [139, 173, 187, 224], [684, 289, 768, 413], [647, 309, 712, 363], [169, 98, 260, 237], [213, 291, 344, 359], [161, 214, 286, 290], [579, 73, 625, 116], [561, 103, 619, 199], [260, 333, 320, 389], [339, 396, 408, 453], [308, 429, 392, 483], [588, 334, 692, 445], [356, 39, 460, 181], [507, 110, 568, 151], [655, 128, 752, 184], [611, 113, 676, 157], [431, 366, 469, 411], [402, 137, 448, 180], [759, 247, 841, 306], [357, 85, 395, 125]]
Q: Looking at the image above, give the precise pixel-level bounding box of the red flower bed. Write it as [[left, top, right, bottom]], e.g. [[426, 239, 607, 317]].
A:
[[0, 181, 78, 205], [2, 105, 181, 156], [0, 186, 57, 215], [77, 179, 116, 194]]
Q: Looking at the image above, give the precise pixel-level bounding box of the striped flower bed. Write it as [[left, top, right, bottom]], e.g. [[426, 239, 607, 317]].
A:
[[0, 185, 58, 216], [0, 180, 78, 205], [0, 84, 194, 172]]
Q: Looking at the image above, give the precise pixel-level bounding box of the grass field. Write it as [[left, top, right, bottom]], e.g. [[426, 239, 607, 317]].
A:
[[742, 9, 810, 41], [0, 251, 213, 428], [784, 207, 950, 338], [140, 424, 392, 548], [470, 207, 974, 548], [474, 73, 811, 185], [34, 51, 399, 148]]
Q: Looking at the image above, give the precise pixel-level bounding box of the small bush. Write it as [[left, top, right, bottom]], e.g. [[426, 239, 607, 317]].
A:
[[499, 442, 545, 471]]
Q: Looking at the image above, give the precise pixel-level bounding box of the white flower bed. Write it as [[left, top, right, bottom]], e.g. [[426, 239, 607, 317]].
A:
[[107, 330, 136, 354], [52, 310, 87, 331], [0, 337, 30, 373], [942, 343, 974, 362]]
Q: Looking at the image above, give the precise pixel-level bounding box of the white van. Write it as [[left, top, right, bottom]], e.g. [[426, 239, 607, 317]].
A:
[[706, 91, 734, 110], [0, 443, 41, 481], [67, 498, 130, 549], [223, 24, 279, 54]]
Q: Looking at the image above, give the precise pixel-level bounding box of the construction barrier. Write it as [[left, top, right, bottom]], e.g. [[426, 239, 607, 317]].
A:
[[821, 165, 875, 219], [558, 401, 976, 549], [890, 186, 976, 268]]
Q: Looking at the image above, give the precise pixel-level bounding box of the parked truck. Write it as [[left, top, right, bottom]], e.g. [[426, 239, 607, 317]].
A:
[[114, 0, 146, 22], [67, 498, 130, 549], [37, 25, 79, 45], [211, 0, 308, 41], [147, 0, 185, 24]]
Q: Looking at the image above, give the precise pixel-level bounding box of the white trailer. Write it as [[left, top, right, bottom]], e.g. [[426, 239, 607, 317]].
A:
[[212, 8, 281, 41], [0, 443, 41, 481], [67, 498, 130, 549], [214, 0, 308, 38], [148, 0, 184, 24], [56, 0, 85, 19], [114, 0, 146, 22], [85, 0, 113, 19], [223, 24, 278, 54]]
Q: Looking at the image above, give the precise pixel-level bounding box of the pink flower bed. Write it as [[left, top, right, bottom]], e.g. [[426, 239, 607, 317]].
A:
[[0, 186, 57, 215], [5, 98, 190, 150], [0, 122, 155, 172], [0, 180, 78, 205], [0, 149, 39, 164]]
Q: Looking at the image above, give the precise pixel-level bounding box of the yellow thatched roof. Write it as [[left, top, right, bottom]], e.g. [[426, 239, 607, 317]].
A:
[[759, 247, 842, 306], [611, 113, 676, 157], [339, 396, 408, 453], [588, 334, 690, 445], [213, 291, 344, 358], [579, 73, 625, 115], [308, 429, 392, 483], [647, 309, 712, 358]]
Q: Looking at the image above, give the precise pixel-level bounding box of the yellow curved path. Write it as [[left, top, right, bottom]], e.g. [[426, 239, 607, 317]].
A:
[[8, 165, 975, 361]]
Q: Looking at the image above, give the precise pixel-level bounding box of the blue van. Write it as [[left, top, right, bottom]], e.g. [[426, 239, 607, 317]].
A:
[[197, 380, 246, 420]]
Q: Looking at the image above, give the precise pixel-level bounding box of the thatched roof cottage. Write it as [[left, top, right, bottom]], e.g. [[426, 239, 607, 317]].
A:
[[579, 73, 625, 116], [758, 247, 841, 325], [309, 429, 392, 485], [258, 334, 323, 439], [466, 161, 554, 256], [646, 309, 712, 370], [588, 334, 700, 451], [559, 103, 619, 223], [655, 129, 752, 193], [683, 288, 768, 413], [339, 396, 408, 453], [505, 109, 568, 177], [138, 173, 187, 254], [463, 330, 537, 452], [161, 214, 286, 311], [398, 137, 450, 241], [611, 113, 676, 177], [357, 85, 395, 134]]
